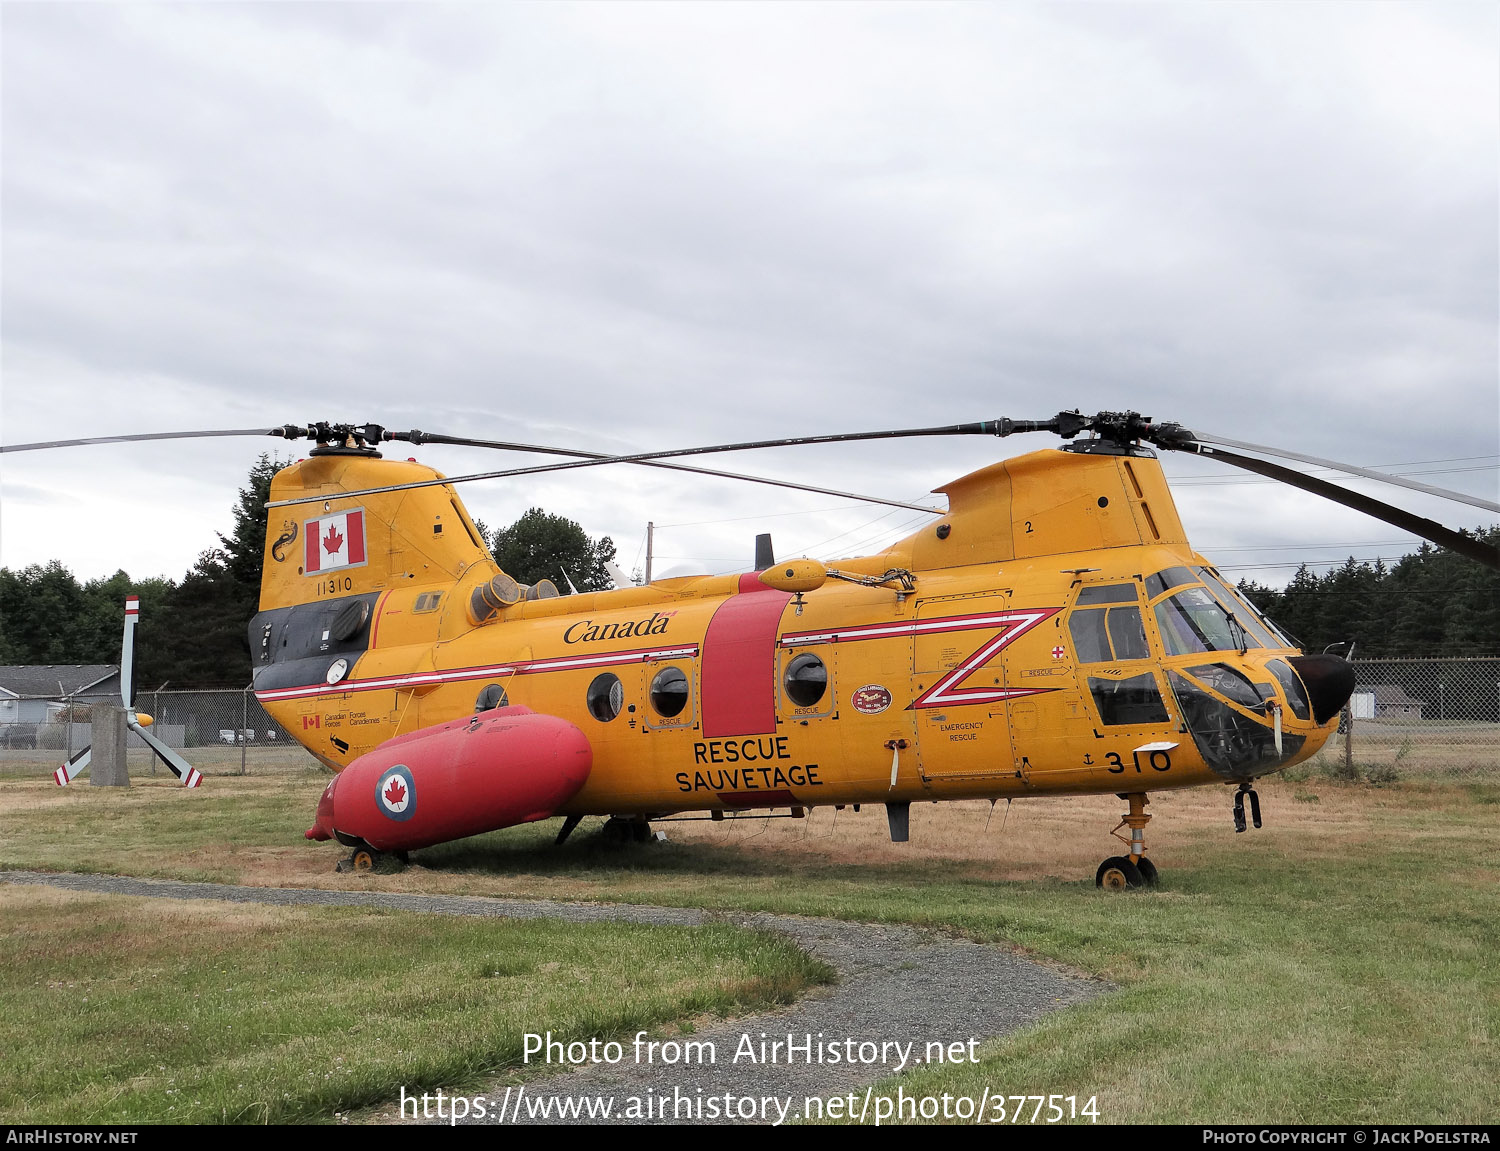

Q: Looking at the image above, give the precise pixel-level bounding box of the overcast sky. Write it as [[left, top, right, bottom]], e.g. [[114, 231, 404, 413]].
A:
[[2, 2, 1496, 591]]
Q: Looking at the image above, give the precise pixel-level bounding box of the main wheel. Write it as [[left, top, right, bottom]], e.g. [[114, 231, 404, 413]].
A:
[[1135, 856, 1159, 886], [1095, 855, 1145, 889], [351, 847, 378, 872]]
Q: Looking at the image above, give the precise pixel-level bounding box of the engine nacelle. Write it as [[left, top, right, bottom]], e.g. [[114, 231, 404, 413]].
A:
[[304, 705, 591, 853]]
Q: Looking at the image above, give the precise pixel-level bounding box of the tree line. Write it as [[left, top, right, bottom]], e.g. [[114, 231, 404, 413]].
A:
[[1234, 527, 1500, 658], [0, 456, 619, 689]]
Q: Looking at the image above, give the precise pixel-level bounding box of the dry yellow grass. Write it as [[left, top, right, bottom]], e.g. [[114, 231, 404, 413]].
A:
[[1, 769, 1485, 896]]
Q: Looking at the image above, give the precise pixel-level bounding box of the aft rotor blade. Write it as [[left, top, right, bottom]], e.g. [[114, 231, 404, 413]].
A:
[[1191, 431, 1500, 515], [0, 428, 281, 453], [127, 719, 202, 787], [1185, 445, 1500, 570]]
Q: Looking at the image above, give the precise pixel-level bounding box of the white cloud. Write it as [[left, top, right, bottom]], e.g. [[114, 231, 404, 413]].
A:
[[2, 2, 1494, 584]]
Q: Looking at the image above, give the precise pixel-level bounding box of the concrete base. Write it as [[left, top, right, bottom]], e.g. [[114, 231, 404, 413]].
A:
[[89, 704, 129, 787]]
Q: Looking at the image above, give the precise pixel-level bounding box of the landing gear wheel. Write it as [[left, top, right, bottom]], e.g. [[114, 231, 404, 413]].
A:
[[601, 817, 653, 845], [1135, 857, 1159, 886], [1096, 855, 1145, 890], [350, 847, 378, 872]]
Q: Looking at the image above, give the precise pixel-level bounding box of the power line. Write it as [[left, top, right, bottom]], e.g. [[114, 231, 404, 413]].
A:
[[1199, 540, 1415, 552]]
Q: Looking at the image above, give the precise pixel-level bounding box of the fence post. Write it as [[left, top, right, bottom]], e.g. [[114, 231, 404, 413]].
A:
[[65, 693, 73, 760], [241, 688, 249, 776], [1342, 704, 1354, 774]]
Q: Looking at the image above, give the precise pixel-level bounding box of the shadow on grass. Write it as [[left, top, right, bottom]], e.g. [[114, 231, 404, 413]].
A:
[[412, 817, 1003, 891]]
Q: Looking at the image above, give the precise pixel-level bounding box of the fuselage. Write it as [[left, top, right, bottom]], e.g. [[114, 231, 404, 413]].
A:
[[251, 444, 1344, 817]]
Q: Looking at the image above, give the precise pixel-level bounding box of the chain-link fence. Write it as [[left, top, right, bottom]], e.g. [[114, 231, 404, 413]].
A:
[[0, 688, 322, 779], [1306, 657, 1500, 779]]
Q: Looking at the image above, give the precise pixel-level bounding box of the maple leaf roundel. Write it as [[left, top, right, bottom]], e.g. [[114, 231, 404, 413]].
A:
[[375, 765, 417, 821]]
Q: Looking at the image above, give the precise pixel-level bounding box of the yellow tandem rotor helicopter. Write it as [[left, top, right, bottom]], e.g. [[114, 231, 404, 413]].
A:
[[8, 410, 1497, 886]]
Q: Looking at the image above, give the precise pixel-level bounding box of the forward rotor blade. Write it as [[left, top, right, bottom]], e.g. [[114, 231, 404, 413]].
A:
[[1191, 431, 1500, 515], [0, 428, 280, 453], [55, 747, 90, 787], [120, 597, 139, 709], [127, 719, 202, 787], [267, 419, 1059, 510], [1183, 445, 1500, 570]]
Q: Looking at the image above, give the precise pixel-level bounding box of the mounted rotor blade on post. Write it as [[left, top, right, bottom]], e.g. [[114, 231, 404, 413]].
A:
[[101, 595, 203, 787], [52, 593, 141, 786]]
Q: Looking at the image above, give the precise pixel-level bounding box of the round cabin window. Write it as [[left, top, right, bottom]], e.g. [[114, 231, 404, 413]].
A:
[[784, 652, 828, 708], [650, 666, 690, 718], [587, 673, 625, 722], [474, 683, 509, 712]]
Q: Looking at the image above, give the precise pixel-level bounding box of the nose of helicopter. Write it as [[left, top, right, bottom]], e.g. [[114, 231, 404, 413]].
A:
[[1286, 654, 1357, 725]]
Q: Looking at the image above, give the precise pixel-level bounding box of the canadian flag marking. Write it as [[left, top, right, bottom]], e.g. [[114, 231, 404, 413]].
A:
[[304, 509, 367, 574]]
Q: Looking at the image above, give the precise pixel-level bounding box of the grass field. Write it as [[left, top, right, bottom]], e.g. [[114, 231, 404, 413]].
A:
[[0, 885, 830, 1124], [2, 756, 1496, 1124]]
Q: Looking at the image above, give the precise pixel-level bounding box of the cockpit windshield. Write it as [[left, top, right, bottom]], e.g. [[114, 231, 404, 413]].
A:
[[1195, 566, 1294, 649], [1154, 585, 1256, 656]]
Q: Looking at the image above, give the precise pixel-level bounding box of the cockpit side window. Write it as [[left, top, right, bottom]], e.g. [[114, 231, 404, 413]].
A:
[[1089, 672, 1170, 725], [1144, 566, 1197, 599], [1070, 610, 1113, 662], [1070, 604, 1150, 662], [1107, 607, 1150, 660], [1077, 584, 1139, 606]]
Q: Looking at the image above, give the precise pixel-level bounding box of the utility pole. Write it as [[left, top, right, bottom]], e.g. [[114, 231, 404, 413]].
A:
[[644, 521, 654, 584]]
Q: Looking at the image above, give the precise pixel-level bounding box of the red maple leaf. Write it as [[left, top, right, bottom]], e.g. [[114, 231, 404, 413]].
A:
[[383, 777, 407, 807], [323, 524, 345, 555]]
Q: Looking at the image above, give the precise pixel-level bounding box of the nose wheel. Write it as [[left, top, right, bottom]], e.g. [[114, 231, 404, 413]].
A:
[[1233, 782, 1262, 832], [1096, 792, 1158, 889]]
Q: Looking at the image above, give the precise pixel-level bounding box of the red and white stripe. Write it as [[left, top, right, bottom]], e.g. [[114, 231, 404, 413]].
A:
[[780, 607, 1057, 647], [55, 749, 89, 787], [255, 643, 700, 704]]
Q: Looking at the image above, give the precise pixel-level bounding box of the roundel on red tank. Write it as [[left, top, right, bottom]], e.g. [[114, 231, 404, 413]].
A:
[[375, 764, 417, 821]]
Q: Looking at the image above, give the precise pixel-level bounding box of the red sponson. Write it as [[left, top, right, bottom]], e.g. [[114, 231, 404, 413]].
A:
[[304, 706, 591, 853]]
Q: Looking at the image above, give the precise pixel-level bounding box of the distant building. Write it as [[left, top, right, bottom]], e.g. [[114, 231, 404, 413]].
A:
[[0, 665, 119, 746], [1371, 684, 1425, 719]]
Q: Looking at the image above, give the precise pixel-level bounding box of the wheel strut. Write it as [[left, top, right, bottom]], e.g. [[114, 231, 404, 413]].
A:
[[1099, 792, 1157, 888], [1112, 792, 1151, 866], [1233, 782, 1262, 833]]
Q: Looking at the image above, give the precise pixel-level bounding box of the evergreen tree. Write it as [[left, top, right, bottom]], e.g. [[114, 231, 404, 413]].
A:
[[490, 508, 616, 591], [154, 454, 287, 685]]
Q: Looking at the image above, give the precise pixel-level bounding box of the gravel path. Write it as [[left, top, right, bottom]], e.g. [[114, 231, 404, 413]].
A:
[[3, 870, 1102, 1125]]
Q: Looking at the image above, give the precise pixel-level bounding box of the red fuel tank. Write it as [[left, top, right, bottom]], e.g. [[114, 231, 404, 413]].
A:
[[305, 706, 591, 853]]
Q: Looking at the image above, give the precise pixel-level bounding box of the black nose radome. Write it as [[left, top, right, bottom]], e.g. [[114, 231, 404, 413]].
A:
[[1287, 654, 1357, 725]]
